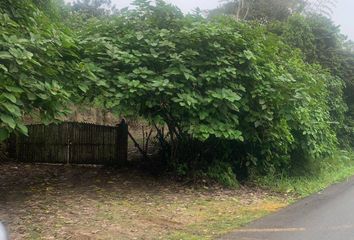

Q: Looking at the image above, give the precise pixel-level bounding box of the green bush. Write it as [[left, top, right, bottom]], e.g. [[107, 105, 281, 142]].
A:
[[269, 14, 354, 147], [78, 0, 341, 179]]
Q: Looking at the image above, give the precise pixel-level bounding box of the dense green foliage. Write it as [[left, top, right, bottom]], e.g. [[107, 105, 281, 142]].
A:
[[1, 0, 352, 183], [0, 0, 94, 141], [269, 14, 354, 147], [212, 0, 353, 149], [79, 1, 341, 178]]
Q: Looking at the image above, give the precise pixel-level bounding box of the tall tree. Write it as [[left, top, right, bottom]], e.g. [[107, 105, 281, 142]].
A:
[[69, 0, 116, 18], [208, 0, 305, 22], [208, 0, 337, 21], [304, 0, 337, 16]]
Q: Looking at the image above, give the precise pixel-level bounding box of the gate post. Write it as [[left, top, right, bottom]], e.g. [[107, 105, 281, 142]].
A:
[[116, 119, 128, 165], [5, 134, 16, 160]]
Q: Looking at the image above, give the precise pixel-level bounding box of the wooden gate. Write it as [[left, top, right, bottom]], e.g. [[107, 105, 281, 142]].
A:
[[9, 121, 128, 165]]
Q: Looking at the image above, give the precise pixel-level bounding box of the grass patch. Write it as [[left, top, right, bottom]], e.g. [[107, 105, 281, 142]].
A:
[[167, 198, 287, 240], [253, 150, 354, 197]]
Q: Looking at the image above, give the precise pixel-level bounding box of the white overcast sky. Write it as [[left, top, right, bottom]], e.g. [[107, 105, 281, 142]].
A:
[[65, 0, 354, 40]]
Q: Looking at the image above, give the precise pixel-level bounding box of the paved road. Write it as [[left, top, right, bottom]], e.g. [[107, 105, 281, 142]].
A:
[[220, 177, 354, 240]]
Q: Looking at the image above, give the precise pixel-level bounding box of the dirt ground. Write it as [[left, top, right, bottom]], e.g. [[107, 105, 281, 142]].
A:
[[0, 162, 289, 240]]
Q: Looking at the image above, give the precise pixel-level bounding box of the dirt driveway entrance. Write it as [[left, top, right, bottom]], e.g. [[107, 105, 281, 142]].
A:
[[0, 163, 287, 240]]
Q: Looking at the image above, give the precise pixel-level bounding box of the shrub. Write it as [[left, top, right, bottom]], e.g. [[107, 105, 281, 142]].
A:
[[79, 1, 341, 178]]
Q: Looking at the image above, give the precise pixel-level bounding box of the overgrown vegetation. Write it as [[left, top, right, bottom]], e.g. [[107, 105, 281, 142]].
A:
[[0, 0, 353, 185], [0, 0, 96, 140], [253, 150, 354, 197]]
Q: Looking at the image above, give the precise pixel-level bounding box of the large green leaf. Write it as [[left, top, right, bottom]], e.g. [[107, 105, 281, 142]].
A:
[[3, 93, 17, 103], [0, 114, 16, 129]]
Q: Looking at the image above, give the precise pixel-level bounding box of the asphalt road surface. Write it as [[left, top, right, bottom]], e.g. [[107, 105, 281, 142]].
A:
[[220, 176, 354, 240]]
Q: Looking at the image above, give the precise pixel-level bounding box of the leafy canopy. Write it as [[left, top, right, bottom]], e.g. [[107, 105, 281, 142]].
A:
[[0, 0, 93, 140], [80, 0, 338, 171]]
